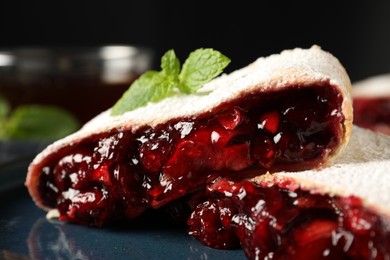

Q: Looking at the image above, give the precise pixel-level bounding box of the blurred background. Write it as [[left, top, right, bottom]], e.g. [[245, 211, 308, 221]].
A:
[[0, 1, 389, 81], [0, 1, 389, 137]]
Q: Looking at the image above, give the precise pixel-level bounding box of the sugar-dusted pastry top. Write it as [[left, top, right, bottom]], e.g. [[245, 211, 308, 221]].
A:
[[255, 126, 390, 218]]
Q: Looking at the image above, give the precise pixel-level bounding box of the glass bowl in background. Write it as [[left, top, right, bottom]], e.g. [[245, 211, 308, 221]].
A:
[[0, 45, 154, 124], [0, 45, 153, 165]]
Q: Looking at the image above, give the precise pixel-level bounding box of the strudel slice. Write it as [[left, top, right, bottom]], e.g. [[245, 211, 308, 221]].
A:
[[26, 46, 352, 227]]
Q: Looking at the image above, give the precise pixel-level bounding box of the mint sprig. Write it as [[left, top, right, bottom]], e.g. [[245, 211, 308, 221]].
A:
[[178, 49, 232, 94], [111, 48, 230, 116], [0, 96, 80, 140]]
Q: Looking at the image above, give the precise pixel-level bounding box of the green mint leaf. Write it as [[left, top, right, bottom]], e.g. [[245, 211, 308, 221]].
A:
[[178, 48, 230, 93], [150, 80, 177, 102], [111, 71, 173, 115], [2, 105, 80, 140], [111, 48, 230, 115], [161, 49, 180, 81]]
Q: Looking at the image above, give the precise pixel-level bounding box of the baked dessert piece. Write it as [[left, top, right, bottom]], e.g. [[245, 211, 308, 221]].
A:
[[188, 126, 390, 259], [353, 74, 390, 135], [25, 46, 352, 227]]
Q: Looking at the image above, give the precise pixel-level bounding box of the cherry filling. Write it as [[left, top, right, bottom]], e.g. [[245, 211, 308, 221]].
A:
[[37, 85, 344, 226], [353, 97, 390, 135], [188, 178, 390, 259]]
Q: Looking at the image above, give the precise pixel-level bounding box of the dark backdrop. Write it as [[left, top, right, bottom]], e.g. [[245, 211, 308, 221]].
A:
[[1, 1, 390, 82]]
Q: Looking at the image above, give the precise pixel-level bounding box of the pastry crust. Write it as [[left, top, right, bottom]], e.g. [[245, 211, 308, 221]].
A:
[[25, 45, 353, 210], [253, 126, 390, 218], [353, 74, 390, 97]]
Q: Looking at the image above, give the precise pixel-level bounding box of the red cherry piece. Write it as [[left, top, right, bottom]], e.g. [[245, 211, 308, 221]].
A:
[[259, 111, 280, 134], [216, 108, 243, 130], [293, 219, 337, 247], [187, 199, 240, 249]]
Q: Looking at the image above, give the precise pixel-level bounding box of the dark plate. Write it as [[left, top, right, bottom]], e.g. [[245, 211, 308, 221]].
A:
[[0, 159, 246, 259]]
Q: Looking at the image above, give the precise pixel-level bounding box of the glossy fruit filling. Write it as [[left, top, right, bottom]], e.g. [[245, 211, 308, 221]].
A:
[[188, 178, 390, 259], [353, 97, 390, 135], [37, 85, 344, 226]]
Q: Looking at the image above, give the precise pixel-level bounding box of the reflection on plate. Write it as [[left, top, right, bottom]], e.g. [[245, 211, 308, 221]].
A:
[[0, 159, 246, 259]]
